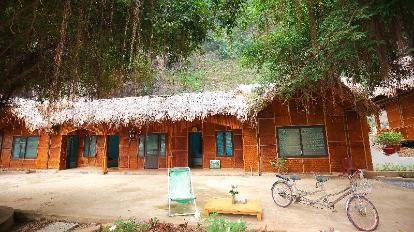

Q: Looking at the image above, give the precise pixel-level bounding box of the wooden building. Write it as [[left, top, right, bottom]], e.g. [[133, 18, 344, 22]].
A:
[[0, 85, 374, 173], [372, 77, 414, 142]]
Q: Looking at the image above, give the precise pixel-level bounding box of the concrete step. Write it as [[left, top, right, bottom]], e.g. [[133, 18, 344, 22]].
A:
[[0, 206, 14, 232]]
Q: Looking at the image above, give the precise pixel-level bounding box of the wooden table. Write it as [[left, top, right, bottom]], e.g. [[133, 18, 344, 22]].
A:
[[203, 198, 262, 221]]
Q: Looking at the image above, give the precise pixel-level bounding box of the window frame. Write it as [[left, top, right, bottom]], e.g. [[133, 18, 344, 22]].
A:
[[276, 125, 328, 158], [11, 136, 40, 160], [138, 133, 166, 157], [83, 135, 97, 158], [215, 131, 234, 157]]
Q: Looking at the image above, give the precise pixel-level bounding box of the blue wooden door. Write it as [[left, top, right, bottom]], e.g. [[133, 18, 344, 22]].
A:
[[66, 135, 79, 169], [107, 135, 119, 168], [188, 132, 202, 167]]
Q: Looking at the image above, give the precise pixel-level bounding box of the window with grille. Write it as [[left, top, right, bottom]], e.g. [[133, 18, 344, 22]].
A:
[[83, 136, 97, 157], [12, 136, 40, 159], [277, 126, 327, 157], [138, 134, 166, 157], [216, 131, 233, 157]]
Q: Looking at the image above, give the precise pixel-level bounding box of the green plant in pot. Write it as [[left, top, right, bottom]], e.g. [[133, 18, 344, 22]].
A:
[[270, 156, 287, 173], [375, 131, 403, 155], [229, 185, 239, 204]]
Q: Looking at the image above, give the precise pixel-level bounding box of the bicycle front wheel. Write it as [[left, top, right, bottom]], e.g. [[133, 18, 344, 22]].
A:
[[271, 181, 293, 207], [346, 195, 379, 231]]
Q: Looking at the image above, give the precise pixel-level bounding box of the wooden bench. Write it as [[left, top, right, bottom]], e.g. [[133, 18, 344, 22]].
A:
[[203, 198, 262, 221]]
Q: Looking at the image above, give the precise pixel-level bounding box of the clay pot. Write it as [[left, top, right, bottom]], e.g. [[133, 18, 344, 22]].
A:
[[394, 144, 401, 152], [383, 146, 396, 155]]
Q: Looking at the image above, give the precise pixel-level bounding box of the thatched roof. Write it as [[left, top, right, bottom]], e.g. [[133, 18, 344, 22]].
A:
[[373, 77, 414, 98], [8, 85, 258, 131], [343, 56, 414, 99], [373, 56, 414, 98], [6, 81, 377, 132]]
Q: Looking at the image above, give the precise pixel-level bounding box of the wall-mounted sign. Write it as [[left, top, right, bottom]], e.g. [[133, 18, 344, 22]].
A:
[[210, 160, 220, 169]]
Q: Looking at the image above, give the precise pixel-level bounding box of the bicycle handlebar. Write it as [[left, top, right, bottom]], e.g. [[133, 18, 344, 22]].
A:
[[275, 174, 289, 181]]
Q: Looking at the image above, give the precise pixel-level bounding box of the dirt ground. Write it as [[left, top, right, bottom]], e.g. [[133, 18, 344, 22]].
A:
[[1, 170, 413, 232]]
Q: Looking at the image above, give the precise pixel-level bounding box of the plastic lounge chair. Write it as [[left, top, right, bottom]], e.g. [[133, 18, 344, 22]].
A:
[[168, 167, 197, 216]]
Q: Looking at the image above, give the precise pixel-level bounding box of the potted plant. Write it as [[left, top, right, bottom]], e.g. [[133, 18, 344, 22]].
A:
[[270, 156, 287, 173], [229, 185, 239, 204], [375, 131, 403, 155]]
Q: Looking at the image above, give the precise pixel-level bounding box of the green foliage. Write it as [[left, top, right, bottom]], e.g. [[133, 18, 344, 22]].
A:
[[376, 131, 403, 147], [238, 0, 383, 99], [270, 156, 287, 173], [205, 213, 247, 232], [211, 0, 413, 101], [229, 185, 239, 197], [374, 163, 414, 172], [102, 215, 250, 232], [0, 0, 244, 101], [158, 52, 260, 94], [176, 70, 205, 92], [102, 218, 150, 232]]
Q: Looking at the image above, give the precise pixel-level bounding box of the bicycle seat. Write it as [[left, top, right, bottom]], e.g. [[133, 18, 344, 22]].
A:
[[315, 175, 328, 182], [276, 175, 301, 181], [290, 175, 301, 181]]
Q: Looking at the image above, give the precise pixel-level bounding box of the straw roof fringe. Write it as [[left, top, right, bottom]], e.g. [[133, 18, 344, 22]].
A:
[[9, 85, 259, 131], [7, 79, 381, 132]]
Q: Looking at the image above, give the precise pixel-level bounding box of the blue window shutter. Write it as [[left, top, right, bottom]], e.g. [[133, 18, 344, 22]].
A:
[[225, 132, 233, 156], [216, 132, 224, 156], [25, 137, 39, 159], [160, 134, 166, 156], [84, 136, 90, 157], [138, 135, 145, 157], [12, 137, 24, 159], [89, 136, 97, 157]]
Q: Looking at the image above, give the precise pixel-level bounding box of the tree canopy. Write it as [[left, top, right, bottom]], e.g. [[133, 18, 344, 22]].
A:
[[1, 0, 413, 103], [235, 0, 413, 99], [1, 0, 239, 102]]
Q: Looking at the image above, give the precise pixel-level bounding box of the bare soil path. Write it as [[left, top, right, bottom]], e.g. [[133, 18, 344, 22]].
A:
[[1, 171, 413, 232]]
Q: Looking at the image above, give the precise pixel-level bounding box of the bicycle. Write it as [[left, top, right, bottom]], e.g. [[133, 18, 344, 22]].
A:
[[271, 170, 379, 231]]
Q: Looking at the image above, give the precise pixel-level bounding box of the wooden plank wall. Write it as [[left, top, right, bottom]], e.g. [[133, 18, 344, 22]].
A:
[[0, 96, 373, 173], [202, 122, 243, 169], [384, 91, 414, 140], [0, 127, 49, 169], [118, 125, 167, 169], [256, 97, 373, 173]]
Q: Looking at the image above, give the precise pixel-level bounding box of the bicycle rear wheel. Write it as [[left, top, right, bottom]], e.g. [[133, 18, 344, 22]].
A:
[[346, 195, 379, 231], [271, 181, 293, 207]]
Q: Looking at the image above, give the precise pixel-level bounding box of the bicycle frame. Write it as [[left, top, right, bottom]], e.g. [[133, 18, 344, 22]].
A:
[[282, 171, 362, 210]]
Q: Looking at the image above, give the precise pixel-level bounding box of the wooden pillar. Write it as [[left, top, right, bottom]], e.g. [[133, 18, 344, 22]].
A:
[[167, 127, 172, 168], [102, 134, 108, 174], [374, 114, 381, 133], [322, 99, 332, 173]]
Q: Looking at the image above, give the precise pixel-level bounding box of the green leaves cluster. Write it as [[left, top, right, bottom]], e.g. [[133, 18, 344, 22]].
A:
[[376, 131, 403, 147], [237, 0, 381, 99], [0, 0, 244, 101]]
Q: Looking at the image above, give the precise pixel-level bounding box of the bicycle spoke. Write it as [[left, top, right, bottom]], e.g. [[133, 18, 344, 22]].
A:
[[347, 196, 379, 231], [272, 182, 293, 207]]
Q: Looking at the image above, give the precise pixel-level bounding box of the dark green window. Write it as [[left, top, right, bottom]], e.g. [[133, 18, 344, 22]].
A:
[[277, 126, 327, 157], [83, 136, 97, 157], [138, 134, 166, 157], [216, 131, 233, 156], [12, 136, 40, 159]]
